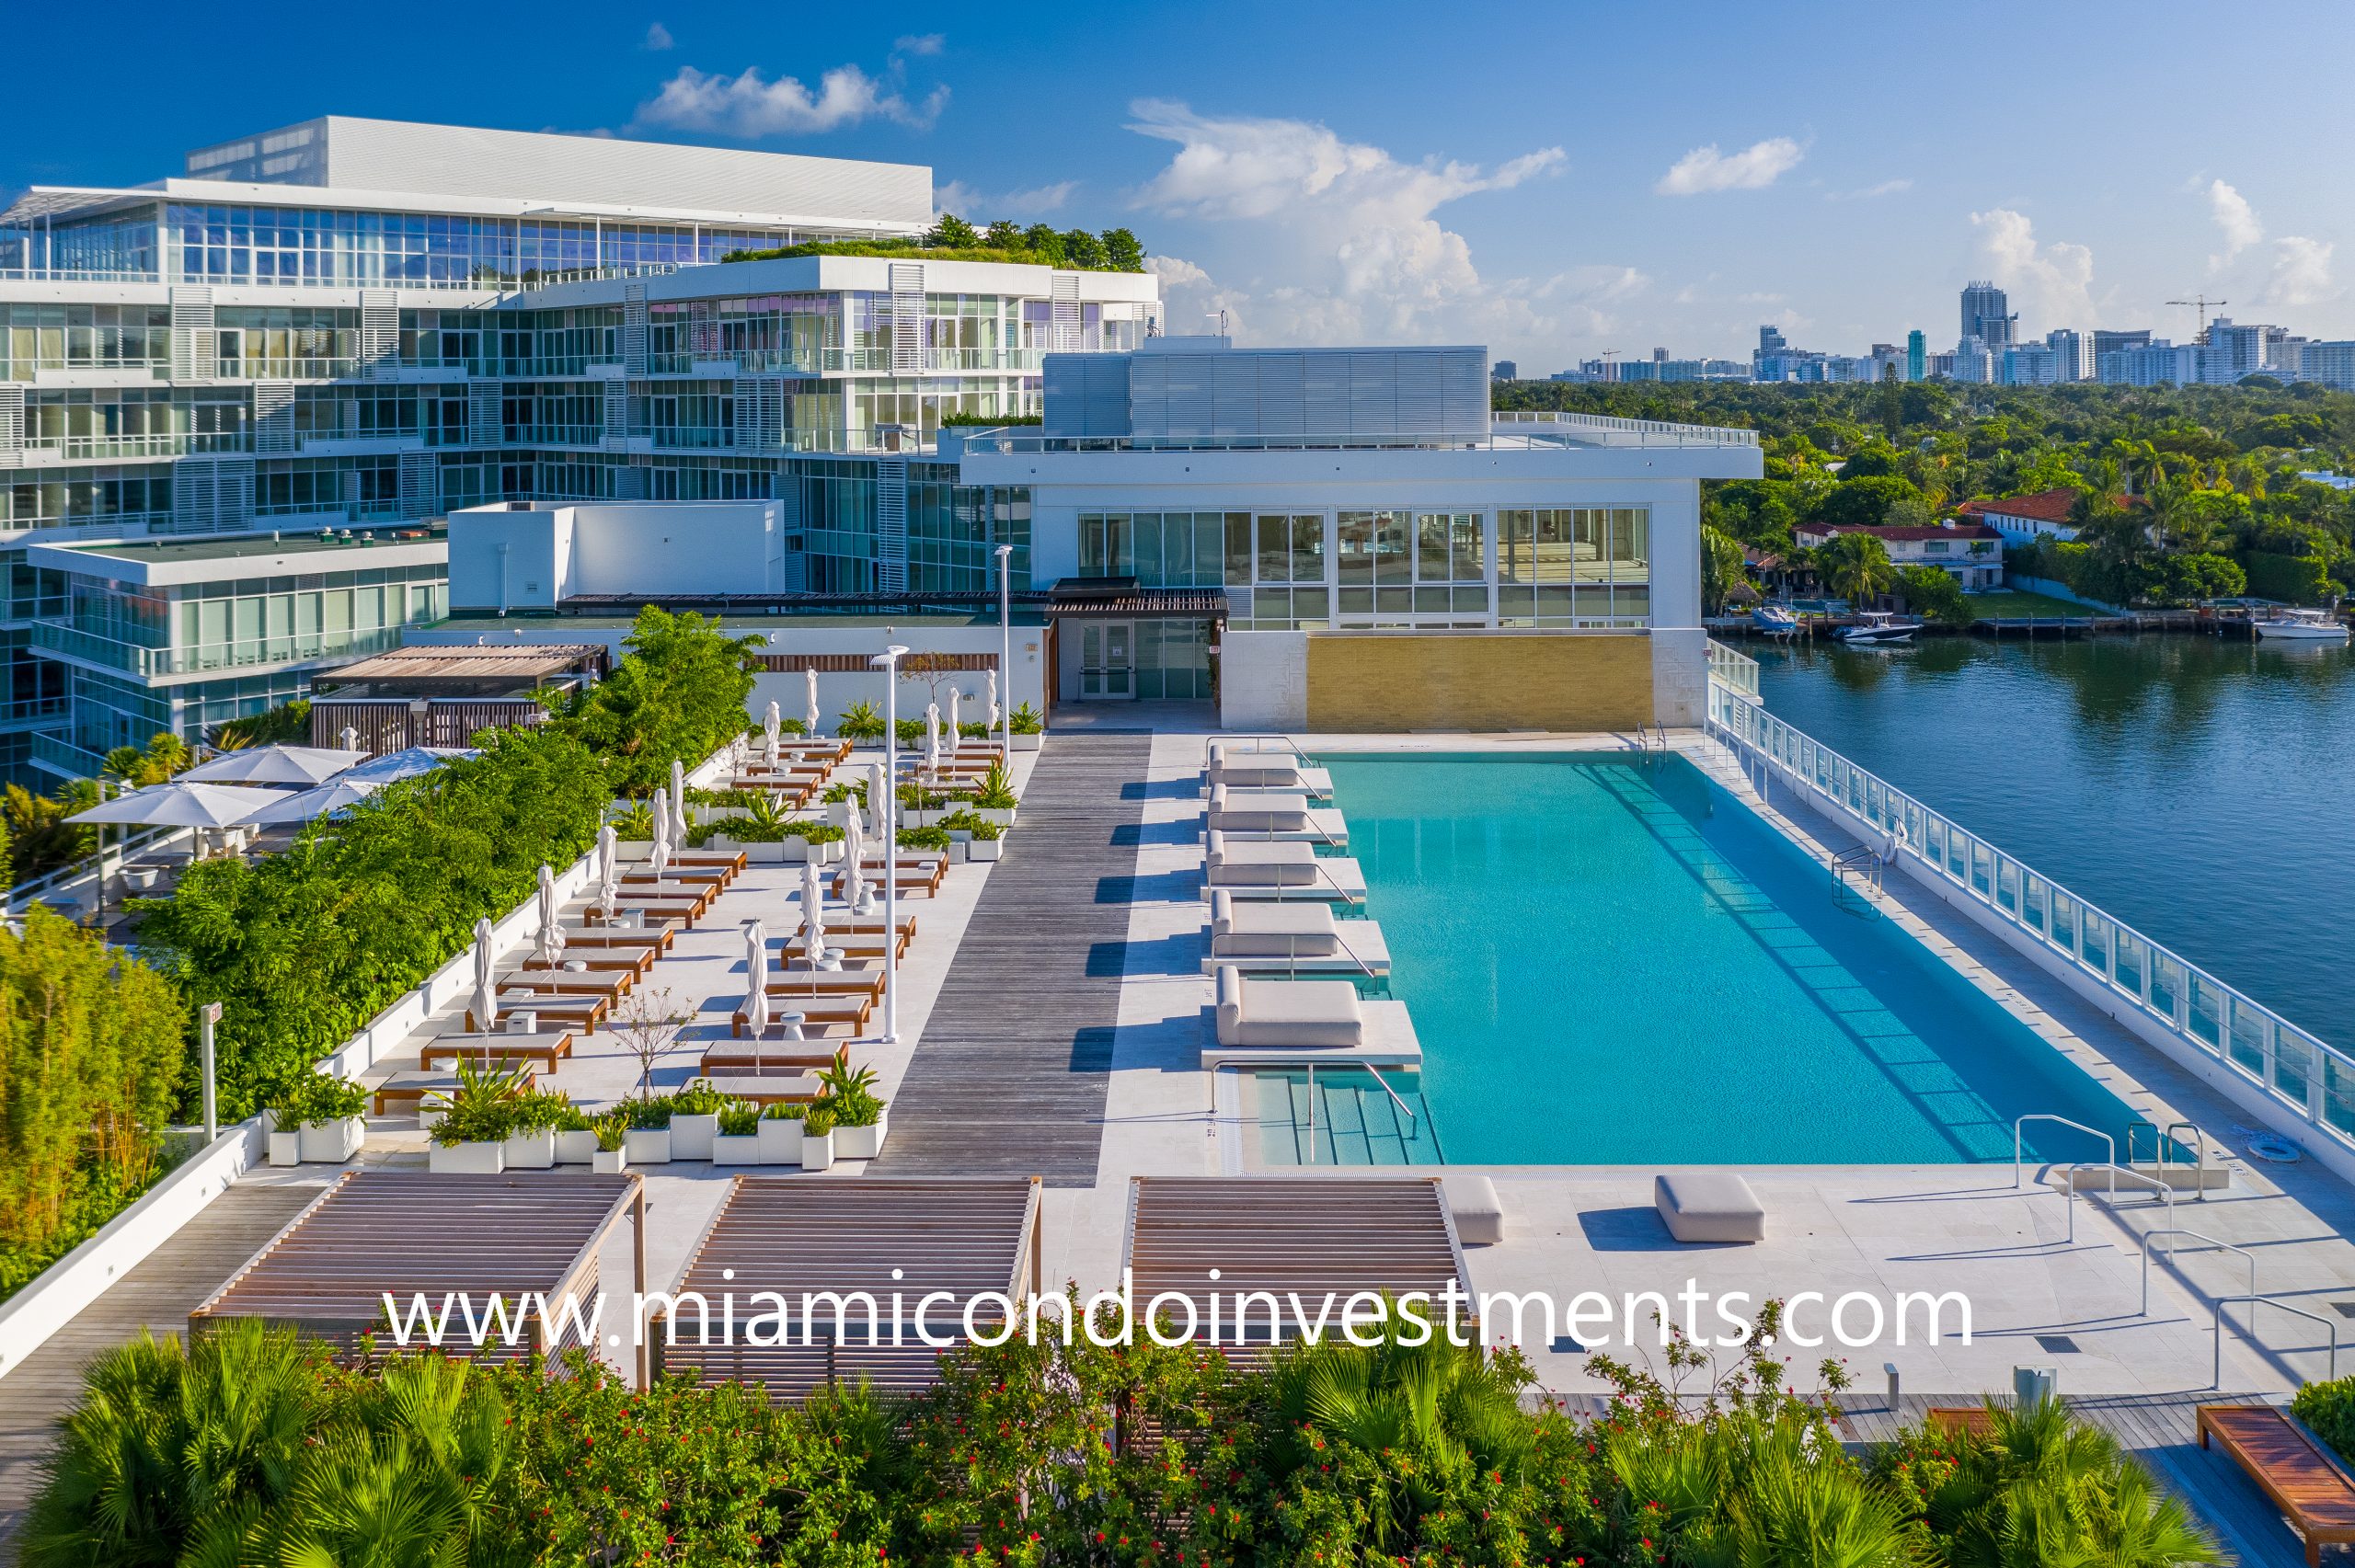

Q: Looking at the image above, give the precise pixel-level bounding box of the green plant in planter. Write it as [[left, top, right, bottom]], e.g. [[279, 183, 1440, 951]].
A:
[[897, 825, 952, 851], [670, 1080, 729, 1116], [622, 1093, 675, 1130], [971, 761, 1017, 810], [1008, 702, 1043, 736], [759, 1101, 807, 1122], [510, 1088, 576, 1131], [781, 716, 809, 736], [801, 1104, 837, 1139], [935, 809, 1003, 841], [894, 717, 926, 749], [552, 1100, 593, 1133], [836, 701, 884, 742], [425, 1059, 530, 1145], [815, 1051, 884, 1127], [958, 721, 992, 739], [592, 1110, 629, 1150], [270, 1072, 367, 1127], [609, 802, 656, 840], [716, 1102, 761, 1137]]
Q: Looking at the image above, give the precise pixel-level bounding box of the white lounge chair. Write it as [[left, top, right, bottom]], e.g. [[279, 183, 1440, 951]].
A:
[[1206, 741, 1330, 795], [1213, 965, 1363, 1048], [1210, 888, 1340, 956], [1207, 784, 1315, 834], [1204, 829, 1319, 887]]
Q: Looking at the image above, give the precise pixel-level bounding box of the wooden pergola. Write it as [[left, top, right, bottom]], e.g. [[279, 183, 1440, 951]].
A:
[[656, 1176, 1041, 1402], [190, 1171, 648, 1380]]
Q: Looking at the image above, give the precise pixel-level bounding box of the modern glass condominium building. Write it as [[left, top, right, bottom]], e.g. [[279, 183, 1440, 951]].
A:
[[0, 117, 1158, 774]]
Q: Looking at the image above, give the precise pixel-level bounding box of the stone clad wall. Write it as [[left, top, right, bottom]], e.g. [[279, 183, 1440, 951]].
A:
[[1300, 631, 1656, 732]]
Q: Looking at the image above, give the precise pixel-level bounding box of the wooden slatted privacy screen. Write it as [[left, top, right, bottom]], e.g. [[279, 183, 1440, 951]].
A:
[[751, 653, 1000, 673], [190, 1172, 645, 1373], [656, 1176, 1040, 1402]]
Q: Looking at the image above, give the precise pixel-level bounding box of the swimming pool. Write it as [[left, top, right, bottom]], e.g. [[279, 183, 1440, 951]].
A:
[[1302, 752, 2147, 1165]]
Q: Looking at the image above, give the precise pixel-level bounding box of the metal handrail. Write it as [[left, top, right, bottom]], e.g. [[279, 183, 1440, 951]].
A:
[[1239, 924, 1381, 983], [2142, 1229, 2256, 1316], [2212, 1296, 2338, 1387], [2125, 1118, 2213, 1201], [2053, 1161, 2174, 1242], [1302, 1059, 1418, 1164], [2016, 1115, 2115, 1187]]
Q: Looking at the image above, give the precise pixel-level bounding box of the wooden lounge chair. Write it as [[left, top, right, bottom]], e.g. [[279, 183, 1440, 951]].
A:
[[419, 1031, 574, 1074], [785, 928, 913, 963], [466, 990, 609, 1036], [2199, 1404, 2355, 1566], [496, 968, 632, 1002], [770, 914, 915, 945], [758, 971, 886, 1000], [618, 870, 724, 903], [517, 949, 655, 982], [584, 900, 706, 930], [698, 1072, 823, 1105], [831, 854, 948, 899], [672, 848, 749, 877], [373, 1059, 544, 1115], [560, 923, 679, 954], [729, 991, 873, 1036], [697, 1047, 845, 1077]]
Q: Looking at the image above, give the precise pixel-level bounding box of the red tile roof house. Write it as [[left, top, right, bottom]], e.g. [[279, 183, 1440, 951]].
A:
[[1791, 521, 2006, 589], [1955, 487, 2082, 543]]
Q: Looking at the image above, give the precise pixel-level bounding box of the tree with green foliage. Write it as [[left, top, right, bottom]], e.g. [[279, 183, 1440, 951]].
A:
[[100, 732, 192, 790], [1060, 228, 1109, 269], [210, 697, 313, 750], [1701, 521, 1750, 613], [1021, 223, 1064, 266], [925, 212, 980, 249], [549, 606, 760, 799], [982, 218, 1023, 249], [1813, 473, 1925, 529], [1821, 530, 1897, 605], [1897, 565, 1971, 624], [1101, 227, 1145, 271]]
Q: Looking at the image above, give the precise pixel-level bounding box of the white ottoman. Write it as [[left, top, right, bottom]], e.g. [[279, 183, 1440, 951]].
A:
[[1444, 1174, 1507, 1245], [1654, 1173, 1765, 1243]]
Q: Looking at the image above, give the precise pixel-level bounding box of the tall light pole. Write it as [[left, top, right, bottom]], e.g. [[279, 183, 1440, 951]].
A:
[[867, 644, 908, 1043], [199, 1001, 222, 1141], [994, 544, 1014, 755]]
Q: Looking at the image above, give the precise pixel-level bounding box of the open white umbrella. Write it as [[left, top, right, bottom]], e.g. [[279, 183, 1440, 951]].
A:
[[69, 781, 281, 828], [536, 864, 566, 966], [742, 919, 769, 1051], [804, 668, 821, 738], [649, 787, 673, 876], [342, 747, 468, 786], [985, 669, 1000, 732], [800, 857, 828, 966], [948, 688, 963, 749], [670, 760, 690, 840], [470, 916, 498, 1034], [596, 825, 620, 914], [244, 777, 380, 827], [843, 809, 872, 915], [764, 700, 781, 750], [181, 744, 367, 786]]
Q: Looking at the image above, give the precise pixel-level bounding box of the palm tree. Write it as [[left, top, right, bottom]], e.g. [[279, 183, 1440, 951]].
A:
[[1821, 532, 1896, 607]]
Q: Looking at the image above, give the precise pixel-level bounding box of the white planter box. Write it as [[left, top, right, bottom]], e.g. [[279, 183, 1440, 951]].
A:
[[800, 1129, 836, 1171], [267, 1130, 302, 1168], [974, 807, 1017, 828], [501, 1127, 557, 1169], [615, 840, 653, 862], [967, 839, 1004, 863], [297, 1117, 364, 1163], [592, 1146, 629, 1173], [945, 841, 969, 864], [711, 1133, 762, 1165], [833, 1109, 888, 1160], [430, 1140, 505, 1173], [625, 1127, 672, 1164], [670, 1113, 719, 1161], [554, 1128, 600, 1164], [755, 1118, 804, 1166], [1010, 732, 1043, 750]]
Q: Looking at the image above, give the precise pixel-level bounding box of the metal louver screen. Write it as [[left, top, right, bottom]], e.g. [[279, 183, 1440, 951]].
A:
[[170, 288, 215, 384], [889, 263, 924, 374], [253, 382, 296, 453], [874, 455, 908, 592], [467, 380, 501, 446], [623, 282, 649, 375], [359, 292, 398, 370], [1050, 273, 1081, 355], [0, 384, 23, 464], [601, 380, 628, 448], [397, 451, 440, 519]]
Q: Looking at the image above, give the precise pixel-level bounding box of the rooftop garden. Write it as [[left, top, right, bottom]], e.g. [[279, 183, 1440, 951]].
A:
[[723, 214, 1147, 273], [18, 1300, 2216, 1567]]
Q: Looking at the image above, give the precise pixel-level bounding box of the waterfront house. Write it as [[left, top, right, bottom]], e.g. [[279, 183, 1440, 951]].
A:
[[1791, 519, 2005, 589], [1955, 486, 2083, 544]]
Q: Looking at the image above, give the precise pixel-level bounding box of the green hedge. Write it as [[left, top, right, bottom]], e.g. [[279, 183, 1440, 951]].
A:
[[2243, 549, 2334, 604]]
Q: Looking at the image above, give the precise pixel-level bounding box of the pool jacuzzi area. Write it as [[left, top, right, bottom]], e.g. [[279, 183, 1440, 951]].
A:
[[1247, 750, 2149, 1168]]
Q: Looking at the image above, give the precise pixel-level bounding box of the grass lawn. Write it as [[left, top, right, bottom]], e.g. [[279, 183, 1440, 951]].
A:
[[1960, 589, 2099, 619]]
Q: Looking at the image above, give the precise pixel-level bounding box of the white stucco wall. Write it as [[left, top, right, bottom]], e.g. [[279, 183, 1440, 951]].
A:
[[1219, 630, 1308, 730]]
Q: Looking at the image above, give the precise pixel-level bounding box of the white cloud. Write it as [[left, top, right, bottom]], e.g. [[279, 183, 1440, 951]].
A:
[[2267, 235, 2338, 306], [1970, 208, 2095, 332], [643, 21, 673, 50], [934, 178, 1075, 221], [637, 63, 947, 135], [2206, 178, 2262, 269], [1826, 177, 1910, 202], [894, 32, 945, 55], [1655, 137, 1803, 196]]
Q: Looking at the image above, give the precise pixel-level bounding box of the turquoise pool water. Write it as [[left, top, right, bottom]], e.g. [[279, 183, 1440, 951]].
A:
[[1314, 752, 2146, 1165]]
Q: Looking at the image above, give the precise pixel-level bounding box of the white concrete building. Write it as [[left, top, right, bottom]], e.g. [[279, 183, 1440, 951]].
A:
[[1794, 521, 2005, 588]]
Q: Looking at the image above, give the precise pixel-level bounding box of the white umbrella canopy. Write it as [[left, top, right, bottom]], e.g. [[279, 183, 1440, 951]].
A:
[[866, 762, 889, 839], [742, 919, 769, 1042], [69, 781, 281, 828], [986, 669, 1000, 731], [670, 761, 690, 839], [649, 788, 674, 876], [596, 825, 620, 913], [470, 916, 498, 1033], [948, 689, 962, 747], [244, 777, 380, 827], [924, 703, 941, 773], [843, 809, 871, 915], [804, 668, 821, 737], [342, 747, 470, 786], [764, 700, 782, 749], [181, 744, 368, 786], [536, 864, 566, 966], [800, 857, 827, 961]]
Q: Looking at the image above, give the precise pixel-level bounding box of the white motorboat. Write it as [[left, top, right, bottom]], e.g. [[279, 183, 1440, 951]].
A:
[[1833, 610, 1922, 646], [1752, 603, 1801, 637], [2254, 608, 2349, 642]]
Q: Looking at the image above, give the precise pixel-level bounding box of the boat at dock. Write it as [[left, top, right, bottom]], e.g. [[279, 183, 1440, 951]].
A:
[[2254, 607, 2349, 642], [1752, 603, 1801, 637], [1833, 610, 1922, 646]]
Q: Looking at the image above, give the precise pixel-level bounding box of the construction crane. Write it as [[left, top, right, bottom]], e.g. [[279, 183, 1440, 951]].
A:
[[2165, 294, 2228, 344]]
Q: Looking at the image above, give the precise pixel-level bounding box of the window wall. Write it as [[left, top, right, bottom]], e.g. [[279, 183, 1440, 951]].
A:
[[1, 303, 171, 378], [1495, 507, 1650, 626]]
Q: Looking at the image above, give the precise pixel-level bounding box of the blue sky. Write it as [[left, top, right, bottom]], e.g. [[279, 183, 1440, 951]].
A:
[[11, 0, 2354, 371]]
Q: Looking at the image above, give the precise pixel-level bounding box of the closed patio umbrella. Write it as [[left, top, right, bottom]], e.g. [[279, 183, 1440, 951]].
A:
[[68, 781, 281, 828], [948, 688, 962, 748], [924, 702, 941, 773], [244, 777, 380, 827], [765, 727, 782, 771], [650, 787, 673, 876], [536, 864, 566, 966], [670, 760, 690, 840], [866, 762, 889, 840], [800, 856, 828, 966], [181, 744, 367, 786], [596, 825, 620, 914], [985, 669, 1000, 732], [843, 808, 871, 915], [804, 667, 821, 738], [470, 916, 498, 1034], [742, 919, 769, 1055], [764, 700, 781, 750]]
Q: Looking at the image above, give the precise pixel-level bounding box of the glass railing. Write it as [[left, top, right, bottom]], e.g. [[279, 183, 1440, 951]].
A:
[[1707, 637, 1760, 701], [29, 730, 110, 778], [29, 620, 409, 678], [1, 357, 169, 378], [24, 431, 247, 460], [1705, 672, 2355, 1151], [218, 357, 358, 380]]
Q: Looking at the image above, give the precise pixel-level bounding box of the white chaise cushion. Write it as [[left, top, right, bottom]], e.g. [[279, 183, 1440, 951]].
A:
[[1444, 1174, 1507, 1246], [1653, 1173, 1765, 1243], [1211, 893, 1343, 956], [1213, 966, 1363, 1047], [1205, 830, 1318, 886]]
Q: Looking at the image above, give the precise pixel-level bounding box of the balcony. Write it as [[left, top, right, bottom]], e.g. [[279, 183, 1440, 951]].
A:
[[29, 730, 109, 780], [217, 357, 359, 380], [29, 620, 410, 680], [20, 431, 248, 462]]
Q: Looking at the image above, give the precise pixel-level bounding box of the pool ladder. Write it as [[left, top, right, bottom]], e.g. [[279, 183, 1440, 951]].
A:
[[1830, 842, 1884, 895]]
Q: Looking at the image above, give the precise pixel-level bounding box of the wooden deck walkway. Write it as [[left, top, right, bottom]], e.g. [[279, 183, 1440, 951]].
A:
[[0, 1180, 321, 1554], [870, 732, 1151, 1186]]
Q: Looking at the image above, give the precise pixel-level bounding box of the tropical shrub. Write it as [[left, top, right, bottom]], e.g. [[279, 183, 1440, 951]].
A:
[[545, 605, 760, 799], [2292, 1375, 2355, 1461], [266, 1072, 367, 1127], [131, 726, 609, 1120], [1009, 701, 1044, 736], [1896, 564, 1972, 624], [836, 700, 885, 742], [209, 696, 312, 750]]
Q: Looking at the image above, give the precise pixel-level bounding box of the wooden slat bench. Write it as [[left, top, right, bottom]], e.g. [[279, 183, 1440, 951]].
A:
[[2199, 1403, 2355, 1566], [466, 990, 608, 1036], [373, 1059, 546, 1115], [417, 1031, 574, 1074], [729, 991, 873, 1037], [584, 900, 706, 930], [1927, 1406, 1996, 1441]]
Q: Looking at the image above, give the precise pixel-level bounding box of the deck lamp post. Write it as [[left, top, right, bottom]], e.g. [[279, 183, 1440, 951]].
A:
[[199, 1001, 221, 1142], [994, 544, 1014, 754], [868, 644, 909, 1044]]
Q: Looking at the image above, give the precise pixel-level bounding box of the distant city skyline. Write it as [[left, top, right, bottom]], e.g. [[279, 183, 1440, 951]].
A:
[[7, 0, 2355, 370]]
